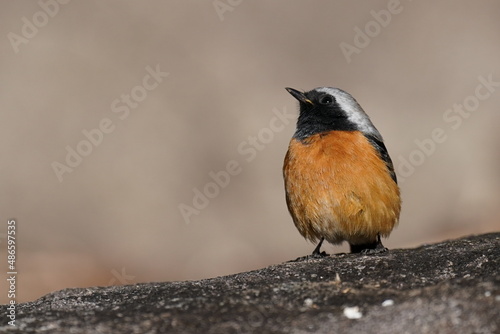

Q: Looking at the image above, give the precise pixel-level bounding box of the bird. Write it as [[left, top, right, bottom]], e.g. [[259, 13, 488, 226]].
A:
[[283, 87, 401, 255]]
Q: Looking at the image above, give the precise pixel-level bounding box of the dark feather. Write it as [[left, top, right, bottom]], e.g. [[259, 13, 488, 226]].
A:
[[363, 134, 398, 184]]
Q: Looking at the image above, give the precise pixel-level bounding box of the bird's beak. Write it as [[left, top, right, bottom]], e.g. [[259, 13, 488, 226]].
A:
[[285, 87, 314, 105]]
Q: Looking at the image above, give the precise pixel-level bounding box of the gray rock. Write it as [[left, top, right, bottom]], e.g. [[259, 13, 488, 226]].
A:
[[2, 233, 499, 334]]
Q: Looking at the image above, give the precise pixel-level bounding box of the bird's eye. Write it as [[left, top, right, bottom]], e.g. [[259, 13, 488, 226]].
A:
[[319, 95, 334, 105]]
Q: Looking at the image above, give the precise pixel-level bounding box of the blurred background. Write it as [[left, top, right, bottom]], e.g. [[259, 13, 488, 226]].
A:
[[1, 1, 499, 303]]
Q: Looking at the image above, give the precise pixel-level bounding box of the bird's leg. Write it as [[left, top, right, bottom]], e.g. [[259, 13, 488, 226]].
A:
[[312, 237, 328, 257], [289, 237, 329, 262], [349, 234, 388, 254]]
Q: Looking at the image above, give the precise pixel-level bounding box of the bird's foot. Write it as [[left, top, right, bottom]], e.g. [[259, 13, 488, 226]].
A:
[[359, 246, 388, 255], [291, 251, 329, 262], [311, 237, 325, 256], [350, 234, 388, 255], [290, 238, 329, 262]]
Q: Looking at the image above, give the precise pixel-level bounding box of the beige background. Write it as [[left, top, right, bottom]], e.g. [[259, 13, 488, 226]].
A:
[[1, 1, 499, 303]]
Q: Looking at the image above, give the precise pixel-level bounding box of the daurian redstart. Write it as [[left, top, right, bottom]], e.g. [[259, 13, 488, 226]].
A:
[[283, 87, 401, 255]]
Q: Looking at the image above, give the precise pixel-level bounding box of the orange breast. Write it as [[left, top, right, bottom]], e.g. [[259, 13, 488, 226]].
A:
[[283, 131, 401, 245]]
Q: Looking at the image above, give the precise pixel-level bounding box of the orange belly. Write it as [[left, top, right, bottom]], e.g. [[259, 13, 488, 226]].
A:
[[283, 131, 401, 245]]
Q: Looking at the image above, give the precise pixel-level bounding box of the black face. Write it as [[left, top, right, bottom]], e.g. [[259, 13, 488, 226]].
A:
[[286, 88, 358, 141]]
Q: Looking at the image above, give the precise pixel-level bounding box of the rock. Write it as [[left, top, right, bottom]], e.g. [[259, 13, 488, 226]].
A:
[[2, 233, 499, 333]]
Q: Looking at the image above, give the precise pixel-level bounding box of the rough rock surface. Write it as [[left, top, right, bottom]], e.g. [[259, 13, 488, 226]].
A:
[[1, 233, 499, 333]]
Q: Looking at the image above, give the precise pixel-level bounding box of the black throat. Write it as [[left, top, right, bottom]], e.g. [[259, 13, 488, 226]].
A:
[[293, 102, 358, 141]]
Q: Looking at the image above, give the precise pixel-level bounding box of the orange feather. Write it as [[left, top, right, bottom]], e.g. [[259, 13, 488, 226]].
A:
[[283, 131, 401, 246]]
